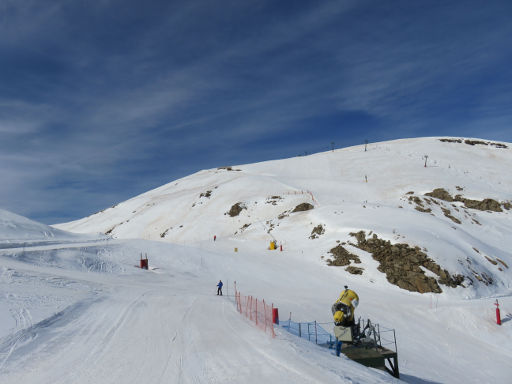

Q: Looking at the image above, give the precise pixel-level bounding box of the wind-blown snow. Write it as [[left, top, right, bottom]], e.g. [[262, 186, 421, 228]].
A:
[[1, 137, 511, 383]]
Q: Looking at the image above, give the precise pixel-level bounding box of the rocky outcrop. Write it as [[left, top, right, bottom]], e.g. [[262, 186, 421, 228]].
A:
[[349, 231, 464, 293], [345, 266, 364, 275], [310, 224, 325, 239], [327, 245, 361, 266], [438, 138, 508, 148], [292, 203, 314, 212], [425, 188, 505, 212], [227, 202, 245, 217]]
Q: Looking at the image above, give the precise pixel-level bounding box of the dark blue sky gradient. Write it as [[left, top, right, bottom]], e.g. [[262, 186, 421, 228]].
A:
[[1, 0, 511, 223]]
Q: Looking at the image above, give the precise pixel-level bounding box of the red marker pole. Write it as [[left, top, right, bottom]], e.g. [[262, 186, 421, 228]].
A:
[[495, 300, 502, 325]]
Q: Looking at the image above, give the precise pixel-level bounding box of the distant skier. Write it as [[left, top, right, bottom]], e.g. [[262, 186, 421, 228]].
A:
[[217, 280, 223, 296], [214, 235, 216, 242]]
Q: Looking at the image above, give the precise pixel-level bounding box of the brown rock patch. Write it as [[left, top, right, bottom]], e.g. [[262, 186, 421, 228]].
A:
[[327, 245, 361, 266], [348, 231, 464, 293], [227, 202, 246, 217], [292, 203, 314, 212], [310, 224, 325, 239], [345, 266, 364, 275]]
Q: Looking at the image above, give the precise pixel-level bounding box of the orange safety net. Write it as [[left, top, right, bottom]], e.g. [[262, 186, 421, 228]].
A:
[[235, 288, 275, 338]]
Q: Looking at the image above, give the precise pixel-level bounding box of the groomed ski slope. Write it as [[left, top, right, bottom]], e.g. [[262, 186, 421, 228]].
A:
[[1, 238, 397, 384], [1, 234, 511, 383]]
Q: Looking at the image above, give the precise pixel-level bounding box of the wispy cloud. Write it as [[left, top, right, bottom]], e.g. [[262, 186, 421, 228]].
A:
[[0, 0, 511, 223]]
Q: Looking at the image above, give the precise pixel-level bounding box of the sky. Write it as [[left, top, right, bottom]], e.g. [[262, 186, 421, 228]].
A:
[[1, 0, 511, 224]]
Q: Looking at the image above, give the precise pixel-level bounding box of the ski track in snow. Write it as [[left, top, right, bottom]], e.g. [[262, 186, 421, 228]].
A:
[[0, 240, 398, 384]]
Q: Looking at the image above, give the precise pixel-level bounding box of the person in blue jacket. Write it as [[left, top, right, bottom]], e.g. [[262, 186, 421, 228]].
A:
[[217, 280, 223, 296]]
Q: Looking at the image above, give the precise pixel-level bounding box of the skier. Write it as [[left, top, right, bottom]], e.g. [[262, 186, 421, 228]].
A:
[[217, 280, 223, 296], [214, 235, 216, 242]]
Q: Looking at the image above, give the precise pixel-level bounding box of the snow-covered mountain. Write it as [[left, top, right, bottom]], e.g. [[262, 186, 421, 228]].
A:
[[56, 137, 512, 298], [2, 137, 512, 384]]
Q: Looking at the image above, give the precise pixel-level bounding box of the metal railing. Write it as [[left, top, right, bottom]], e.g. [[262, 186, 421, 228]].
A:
[[280, 317, 397, 353]]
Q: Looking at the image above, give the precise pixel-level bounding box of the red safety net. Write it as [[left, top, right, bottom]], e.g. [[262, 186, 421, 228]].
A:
[[235, 288, 275, 338]]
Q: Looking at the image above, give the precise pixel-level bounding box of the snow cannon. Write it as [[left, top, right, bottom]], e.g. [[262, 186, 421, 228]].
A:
[[332, 286, 359, 346], [332, 286, 359, 327]]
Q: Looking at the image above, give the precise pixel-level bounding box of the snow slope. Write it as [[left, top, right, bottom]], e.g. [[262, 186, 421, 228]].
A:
[[56, 137, 512, 298], [0, 231, 396, 383], [0, 208, 87, 242], [1, 137, 512, 383]]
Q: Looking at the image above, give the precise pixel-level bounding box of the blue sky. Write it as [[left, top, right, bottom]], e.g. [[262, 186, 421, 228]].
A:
[[1, 0, 511, 224]]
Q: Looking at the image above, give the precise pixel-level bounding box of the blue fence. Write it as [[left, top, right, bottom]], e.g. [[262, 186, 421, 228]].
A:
[[280, 318, 397, 353], [280, 320, 336, 348]]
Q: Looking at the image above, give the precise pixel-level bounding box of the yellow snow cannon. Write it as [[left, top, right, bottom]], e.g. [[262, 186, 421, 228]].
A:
[[332, 286, 359, 327], [332, 286, 359, 345]]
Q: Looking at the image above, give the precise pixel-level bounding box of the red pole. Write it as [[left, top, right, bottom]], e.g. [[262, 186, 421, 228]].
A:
[[272, 307, 279, 324], [263, 300, 266, 332], [495, 300, 502, 325]]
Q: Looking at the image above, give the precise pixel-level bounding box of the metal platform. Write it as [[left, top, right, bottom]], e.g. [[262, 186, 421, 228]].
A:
[[341, 344, 399, 378], [336, 318, 400, 378], [280, 317, 399, 379]]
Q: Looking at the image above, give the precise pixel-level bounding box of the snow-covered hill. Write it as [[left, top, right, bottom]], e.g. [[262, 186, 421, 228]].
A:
[[0, 208, 82, 242], [2, 137, 512, 383], [56, 137, 512, 299]]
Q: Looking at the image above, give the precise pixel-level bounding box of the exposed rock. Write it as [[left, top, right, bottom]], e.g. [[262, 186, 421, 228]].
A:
[[200, 190, 212, 198], [439, 138, 507, 148], [441, 208, 462, 224], [473, 272, 493, 285], [425, 188, 454, 202], [455, 195, 502, 212], [266, 196, 283, 205], [105, 227, 115, 235], [345, 266, 364, 275], [292, 203, 314, 212], [327, 245, 361, 266], [408, 195, 432, 213], [227, 202, 245, 217], [464, 139, 488, 146], [425, 188, 504, 212], [348, 231, 465, 293], [234, 223, 251, 235], [496, 258, 509, 269], [310, 224, 325, 239], [485, 256, 498, 265]]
